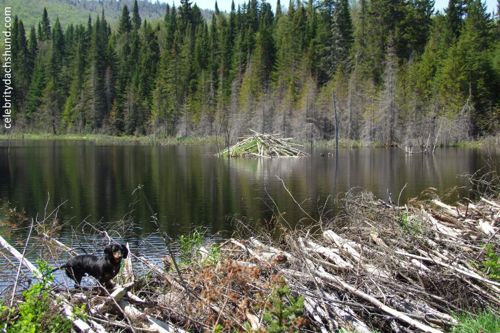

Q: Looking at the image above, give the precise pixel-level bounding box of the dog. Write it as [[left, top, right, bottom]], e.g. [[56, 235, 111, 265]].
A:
[[53, 243, 128, 288]]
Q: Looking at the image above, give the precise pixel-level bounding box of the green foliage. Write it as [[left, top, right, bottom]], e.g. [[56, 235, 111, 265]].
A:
[[4, 260, 72, 333], [260, 284, 305, 333], [212, 323, 223, 333], [481, 244, 500, 281], [205, 244, 221, 266], [71, 303, 88, 321], [178, 228, 204, 263], [451, 311, 500, 333], [0, 300, 8, 323], [399, 211, 422, 235], [8, 0, 499, 142]]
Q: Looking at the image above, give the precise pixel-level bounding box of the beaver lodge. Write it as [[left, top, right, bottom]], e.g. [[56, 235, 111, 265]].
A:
[[0, 193, 499, 332], [218, 130, 308, 158]]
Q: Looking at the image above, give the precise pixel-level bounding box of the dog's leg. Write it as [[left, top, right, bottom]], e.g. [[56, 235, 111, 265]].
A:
[[65, 267, 83, 289], [74, 274, 83, 289]]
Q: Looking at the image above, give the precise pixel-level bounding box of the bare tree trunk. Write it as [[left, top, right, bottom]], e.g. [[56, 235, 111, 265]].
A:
[[333, 92, 339, 150]]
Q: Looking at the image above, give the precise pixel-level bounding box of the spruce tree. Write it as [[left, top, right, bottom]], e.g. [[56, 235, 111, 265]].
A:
[[119, 5, 132, 34], [445, 0, 465, 40], [40, 8, 51, 40], [132, 0, 142, 30]]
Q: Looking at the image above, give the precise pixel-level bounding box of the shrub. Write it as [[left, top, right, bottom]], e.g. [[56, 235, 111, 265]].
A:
[[3, 260, 72, 333]]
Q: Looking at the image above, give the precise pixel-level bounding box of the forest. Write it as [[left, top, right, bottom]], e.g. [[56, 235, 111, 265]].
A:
[[4, 0, 500, 146]]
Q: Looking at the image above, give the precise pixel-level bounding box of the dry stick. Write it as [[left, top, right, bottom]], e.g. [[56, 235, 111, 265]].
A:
[[9, 218, 35, 308], [394, 250, 500, 288], [295, 237, 363, 332], [41, 233, 78, 256], [0, 235, 41, 278], [91, 317, 156, 332], [251, 234, 449, 332], [301, 262, 443, 333], [276, 176, 317, 223], [139, 189, 242, 329], [94, 279, 137, 333]]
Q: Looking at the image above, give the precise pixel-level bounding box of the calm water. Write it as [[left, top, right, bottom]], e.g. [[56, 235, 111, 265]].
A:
[[0, 140, 493, 236], [0, 140, 495, 288]]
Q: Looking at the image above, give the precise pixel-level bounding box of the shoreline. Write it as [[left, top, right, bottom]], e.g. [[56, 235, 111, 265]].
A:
[[1, 192, 499, 332], [0, 132, 498, 149]]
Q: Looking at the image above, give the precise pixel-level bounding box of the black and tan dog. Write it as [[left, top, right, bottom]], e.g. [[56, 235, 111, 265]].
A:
[[53, 243, 128, 288]]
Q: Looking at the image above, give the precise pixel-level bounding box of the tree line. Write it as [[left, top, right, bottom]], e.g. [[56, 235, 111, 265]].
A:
[[6, 0, 500, 145]]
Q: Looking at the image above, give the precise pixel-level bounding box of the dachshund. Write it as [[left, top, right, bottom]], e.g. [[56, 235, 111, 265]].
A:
[[53, 243, 128, 288]]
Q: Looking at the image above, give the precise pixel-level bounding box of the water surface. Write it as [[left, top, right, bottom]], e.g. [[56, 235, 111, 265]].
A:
[[0, 140, 495, 289], [0, 140, 491, 236]]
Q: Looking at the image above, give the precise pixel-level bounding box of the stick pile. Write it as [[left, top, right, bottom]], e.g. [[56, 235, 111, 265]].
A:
[[218, 130, 308, 158], [1, 194, 498, 332]]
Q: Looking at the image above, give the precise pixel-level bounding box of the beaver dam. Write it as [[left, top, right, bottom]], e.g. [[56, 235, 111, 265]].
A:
[[218, 131, 308, 158], [1, 193, 499, 332]]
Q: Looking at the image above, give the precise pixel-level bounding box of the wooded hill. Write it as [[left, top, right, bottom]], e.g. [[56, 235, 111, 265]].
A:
[[4, 0, 500, 146], [0, 0, 215, 28]]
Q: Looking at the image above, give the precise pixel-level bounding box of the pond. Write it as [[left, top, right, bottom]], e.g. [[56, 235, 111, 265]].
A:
[[0, 140, 493, 236], [0, 140, 495, 287]]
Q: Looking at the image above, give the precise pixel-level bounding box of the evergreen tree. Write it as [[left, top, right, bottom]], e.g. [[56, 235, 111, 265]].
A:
[[14, 0, 500, 140], [332, 0, 354, 66], [119, 5, 132, 34], [132, 0, 142, 30], [445, 0, 465, 40], [438, 0, 496, 134], [12, 18, 31, 114], [40, 7, 51, 40]]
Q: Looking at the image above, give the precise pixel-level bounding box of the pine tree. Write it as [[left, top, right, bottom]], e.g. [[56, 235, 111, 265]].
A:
[[445, 0, 465, 40], [40, 8, 51, 40], [12, 18, 31, 114], [119, 5, 132, 34], [332, 0, 354, 66], [276, 0, 282, 19], [438, 0, 495, 135], [50, 18, 64, 76], [132, 0, 141, 30]]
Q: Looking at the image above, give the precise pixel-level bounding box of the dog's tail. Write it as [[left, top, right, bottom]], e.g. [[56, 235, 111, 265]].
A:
[[50, 264, 68, 273]]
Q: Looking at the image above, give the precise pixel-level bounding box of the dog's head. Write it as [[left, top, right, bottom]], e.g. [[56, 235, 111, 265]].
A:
[[104, 243, 129, 262]]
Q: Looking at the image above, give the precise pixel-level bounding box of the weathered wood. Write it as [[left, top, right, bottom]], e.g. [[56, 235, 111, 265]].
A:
[[218, 130, 308, 158], [307, 265, 443, 333], [0, 235, 42, 278]]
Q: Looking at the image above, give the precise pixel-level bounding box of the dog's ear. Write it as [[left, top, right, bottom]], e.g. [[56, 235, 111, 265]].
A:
[[104, 245, 113, 257], [121, 244, 129, 258]]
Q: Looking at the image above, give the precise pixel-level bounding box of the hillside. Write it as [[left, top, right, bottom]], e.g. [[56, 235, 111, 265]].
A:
[[0, 0, 213, 28]]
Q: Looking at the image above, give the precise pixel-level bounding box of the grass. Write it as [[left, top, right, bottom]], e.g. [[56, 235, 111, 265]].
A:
[[451, 311, 500, 333], [309, 138, 374, 148], [178, 228, 204, 263], [1, 132, 495, 149], [313, 136, 499, 149], [453, 135, 500, 151], [0, 133, 221, 146], [481, 244, 500, 281]]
